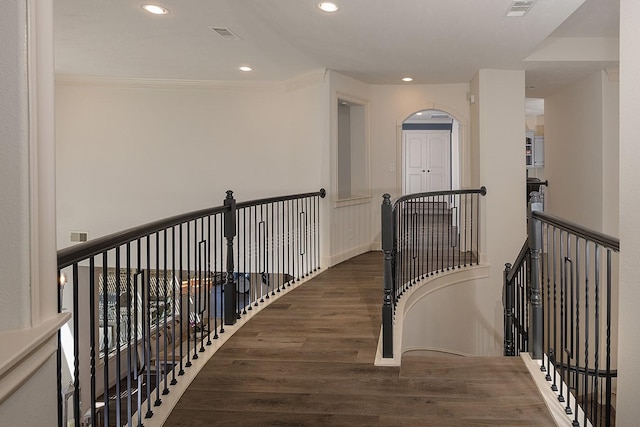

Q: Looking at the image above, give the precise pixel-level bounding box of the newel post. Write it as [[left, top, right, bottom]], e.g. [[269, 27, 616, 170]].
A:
[[503, 263, 515, 356], [381, 194, 394, 358], [528, 191, 543, 359], [224, 191, 237, 326]]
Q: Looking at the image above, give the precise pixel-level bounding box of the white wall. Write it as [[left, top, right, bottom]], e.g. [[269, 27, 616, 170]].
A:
[[401, 70, 526, 357], [617, 0, 640, 424], [544, 70, 618, 232], [368, 83, 471, 246], [327, 71, 373, 265], [55, 79, 325, 249]]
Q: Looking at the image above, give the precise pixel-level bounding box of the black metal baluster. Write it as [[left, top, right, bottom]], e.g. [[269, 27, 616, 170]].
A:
[[559, 232, 567, 408], [185, 222, 192, 368], [242, 208, 249, 313], [72, 263, 81, 426], [125, 243, 133, 425], [464, 194, 469, 267], [87, 258, 97, 427], [115, 248, 123, 427], [545, 225, 552, 381], [593, 245, 600, 425], [551, 227, 559, 393], [102, 254, 111, 425], [573, 238, 581, 426], [192, 221, 199, 360], [236, 210, 244, 319], [605, 249, 612, 427], [283, 200, 287, 284], [213, 214, 221, 333], [582, 241, 590, 427], [154, 232, 162, 406], [171, 226, 178, 385], [178, 224, 186, 373], [162, 230, 170, 395], [271, 202, 277, 292]]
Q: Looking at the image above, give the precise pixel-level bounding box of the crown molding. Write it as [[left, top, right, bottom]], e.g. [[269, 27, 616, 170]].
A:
[[55, 70, 328, 92]]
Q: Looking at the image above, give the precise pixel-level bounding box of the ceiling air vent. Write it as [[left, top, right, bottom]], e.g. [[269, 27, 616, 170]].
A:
[[70, 231, 88, 243], [210, 27, 242, 40], [506, 1, 535, 17]]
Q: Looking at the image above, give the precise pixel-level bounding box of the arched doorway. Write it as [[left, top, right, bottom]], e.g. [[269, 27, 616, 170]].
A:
[[402, 109, 461, 195]]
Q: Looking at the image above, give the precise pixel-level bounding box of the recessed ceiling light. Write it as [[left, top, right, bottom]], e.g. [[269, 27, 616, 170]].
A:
[[318, 2, 339, 12], [239, 66, 253, 72], [402, 77, 413, 82], [142, 4, 169, 15]]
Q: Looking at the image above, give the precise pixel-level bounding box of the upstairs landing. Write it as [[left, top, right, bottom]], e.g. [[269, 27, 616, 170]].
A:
[[164, 252, 555, 426]]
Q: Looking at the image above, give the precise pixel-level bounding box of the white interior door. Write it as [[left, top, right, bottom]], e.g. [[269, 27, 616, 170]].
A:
[[403, 130, 451, 194], [404, 132, 427, 194], [425, 132, 451, 191]]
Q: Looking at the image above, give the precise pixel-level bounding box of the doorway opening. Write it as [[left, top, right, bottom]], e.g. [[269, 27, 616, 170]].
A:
[[402, 109, 461, 195], [337, 98, 368, 200]]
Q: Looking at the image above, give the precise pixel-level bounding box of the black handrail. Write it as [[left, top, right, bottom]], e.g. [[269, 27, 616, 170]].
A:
[[58, 206, 228, 268], [532, 211, 619, 251], [58, 189, 327, 268], [236, 188, 326, 209], [57, 188, 326, 427], [505, 198, 619, 427], [381, 186, 487, 359], [391, 186, 487, 209]]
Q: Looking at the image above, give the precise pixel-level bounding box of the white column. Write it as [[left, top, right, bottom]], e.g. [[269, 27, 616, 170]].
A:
[[617, 0, 640, 424], [0, 1, 64, 425]]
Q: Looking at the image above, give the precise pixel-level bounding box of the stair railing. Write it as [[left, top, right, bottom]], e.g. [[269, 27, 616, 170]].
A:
[[504, 192, 619, 427], [56, 189, 325, 427], [381, 187, 487, 358]]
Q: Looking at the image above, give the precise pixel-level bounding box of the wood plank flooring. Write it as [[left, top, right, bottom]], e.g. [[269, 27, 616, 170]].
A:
[[164, 252, 555, 426]]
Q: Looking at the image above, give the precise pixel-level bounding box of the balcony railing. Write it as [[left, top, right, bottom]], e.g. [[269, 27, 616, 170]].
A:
[[56, 189, 325, 427], [504, 192, 619, 427], [380, 187, 487, 358]]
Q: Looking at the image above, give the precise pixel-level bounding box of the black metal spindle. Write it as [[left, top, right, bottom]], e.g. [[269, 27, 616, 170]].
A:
[[582, 241, 590, 427], [185, 222, 192, 368], [605, 249, 612, 427], [101, 254, 111, 425], [170, 227, 178, 384], [88, 258, 97, 427], [72, 263, 81, 426], [178, 224, 186, 373], [115, 248, 123, 427]]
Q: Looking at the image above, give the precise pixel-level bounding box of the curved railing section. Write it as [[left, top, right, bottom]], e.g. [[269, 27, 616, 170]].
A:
[[57, 189, 325, 427], [504, 193, 619, 427], [380, 187, 487, 358]]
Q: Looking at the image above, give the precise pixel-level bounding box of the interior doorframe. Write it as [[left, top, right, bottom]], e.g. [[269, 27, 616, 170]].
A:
[[402, 129, 452, 195], [395, 105, 468, 196]]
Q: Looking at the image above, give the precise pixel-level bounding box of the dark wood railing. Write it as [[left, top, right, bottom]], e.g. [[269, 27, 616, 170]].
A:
[[380, 187, 487, 358], [504, 192, 618, 427], [57, 189, 325, 427]]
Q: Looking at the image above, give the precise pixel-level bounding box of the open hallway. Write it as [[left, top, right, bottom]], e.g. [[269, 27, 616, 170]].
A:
[[164, 252, 555, 426]]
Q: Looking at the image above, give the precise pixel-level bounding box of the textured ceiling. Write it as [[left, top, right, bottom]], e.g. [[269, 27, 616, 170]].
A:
[[54, 0, 619, 97]]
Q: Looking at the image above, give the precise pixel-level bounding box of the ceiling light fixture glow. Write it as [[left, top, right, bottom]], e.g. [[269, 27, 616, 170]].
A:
[[142, 4, 169, 15], [402, 77, 413, 82], [318, 2, 339, 13], [239, 66, 253, 72]]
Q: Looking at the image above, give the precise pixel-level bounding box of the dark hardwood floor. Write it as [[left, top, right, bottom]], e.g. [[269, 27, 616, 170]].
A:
[[164, 252, 555, 426]]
